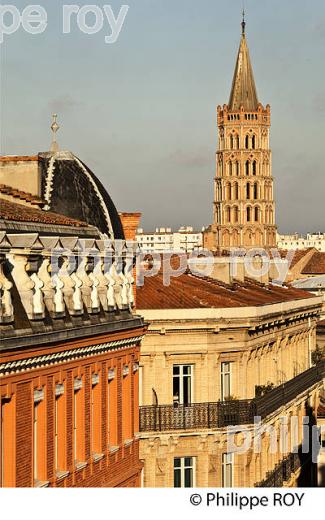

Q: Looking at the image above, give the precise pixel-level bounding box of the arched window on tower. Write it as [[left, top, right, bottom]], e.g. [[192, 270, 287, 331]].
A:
[[255, 206, 259, 222], [265, 207, 269, 224], [230, 135, 234, 150], [245, 161, 250, 176], [235, 135, 240, 149], [245, 135, 249, 149], [233, 182, 239, 200], [226, 207, 231, 223], [236, 161, 240, 176], [252, 135, 256, 149], [254, 183, 258, 199], [246, 183, 250, 199], [234, 206, 239, 223], [225, 183, 231, 200], [252, 161, 257, 176], [229, 162, 233, 176], [246, 206, 251, 222]]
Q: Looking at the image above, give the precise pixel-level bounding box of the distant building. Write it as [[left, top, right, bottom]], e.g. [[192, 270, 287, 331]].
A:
[[136, 226, 203, 253], [277, 233, 325, 252], [203, 14, 277, 252]]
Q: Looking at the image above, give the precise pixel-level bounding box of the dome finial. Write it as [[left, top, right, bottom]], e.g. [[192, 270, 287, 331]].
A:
[[242, 8, 246, 36], [51, 114, 60, 153]]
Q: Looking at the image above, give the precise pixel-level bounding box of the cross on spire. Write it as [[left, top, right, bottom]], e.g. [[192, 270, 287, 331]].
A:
[[51, 114, 60, 153], [242, 9, 246, 36]]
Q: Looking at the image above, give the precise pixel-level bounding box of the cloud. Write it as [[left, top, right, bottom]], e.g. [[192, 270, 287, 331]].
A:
[[166, 148, 211, 168], [48, 95, 84, 114]]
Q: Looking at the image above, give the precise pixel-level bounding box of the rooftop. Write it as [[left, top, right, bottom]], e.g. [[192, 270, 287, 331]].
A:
[[137, 271, 314, 310]]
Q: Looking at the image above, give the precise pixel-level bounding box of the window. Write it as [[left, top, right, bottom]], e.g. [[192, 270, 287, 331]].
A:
[[245, 135, 249, 149], [174, 457, 195, 487], [226, 207, 231, 223], [246, 207, 251, 222], [33, 389, 45, 484], [73, 378, 85, 465], [108, 368, 118, 447], [255, 207, 259, 222], [252, 135, 256, 149], [221, 362, 232, 400], [245, 161, 250, 176], [91, 374, 101, 456], [54, 383, 65, 474], [254, 183, 258, 199], [246, 183, 250, 199], [222, 453, 234, 487], [1, 397, 15, 487], [236, 161, 240, 176], [173, 365, 193, 406]]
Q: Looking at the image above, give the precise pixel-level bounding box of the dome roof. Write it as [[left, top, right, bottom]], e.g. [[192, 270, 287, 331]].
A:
[[38, 151, 124, 239]]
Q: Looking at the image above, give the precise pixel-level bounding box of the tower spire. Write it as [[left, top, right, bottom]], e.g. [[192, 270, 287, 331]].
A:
[[228, 13, 259, 111]]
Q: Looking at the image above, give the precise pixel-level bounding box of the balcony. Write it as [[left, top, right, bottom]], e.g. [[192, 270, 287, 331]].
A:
[[140, 361, 325, 432]]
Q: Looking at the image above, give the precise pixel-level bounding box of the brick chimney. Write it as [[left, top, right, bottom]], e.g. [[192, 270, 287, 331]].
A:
[[119, 212, 142, 308]]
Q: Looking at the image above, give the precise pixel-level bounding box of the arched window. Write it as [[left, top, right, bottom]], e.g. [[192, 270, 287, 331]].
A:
[[252, 161, 257, 176], [245, 161, 250, 176], [255, 206, 259, 222], [230, 135, 234, 150], [234, 206, 239, 223], [234, 182, 239, 199], [225, 183, 231, 199], [254, 183, 258, 199], [226, 207, 231, 223], [252, 135, 256, 149], [246, 207, 251, 222], [236, 161, 240, 176], [229, 162, 233, 176], [265, 207, 269, 224], [245, 135, 249, 149], [246, 183, 250, 199], [235, 135, 240, 149]]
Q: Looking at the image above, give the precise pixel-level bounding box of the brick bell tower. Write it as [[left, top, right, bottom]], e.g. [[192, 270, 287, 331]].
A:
[[205, 14, 277, 252]]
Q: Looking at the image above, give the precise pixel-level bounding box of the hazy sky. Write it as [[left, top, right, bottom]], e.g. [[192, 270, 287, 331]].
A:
[[1, 0, 324, 233]]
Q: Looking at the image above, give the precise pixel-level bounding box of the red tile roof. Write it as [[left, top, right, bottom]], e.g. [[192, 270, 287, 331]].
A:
[[0, 184, 44, 206], [137, 272, 314, 310], [302, 252, 325, 275], [0, 155, 38, 162], [0, 197, 89, 227]]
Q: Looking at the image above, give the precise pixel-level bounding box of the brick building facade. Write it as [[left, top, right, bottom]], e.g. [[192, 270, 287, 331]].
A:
[[0, 150, 146, 487]]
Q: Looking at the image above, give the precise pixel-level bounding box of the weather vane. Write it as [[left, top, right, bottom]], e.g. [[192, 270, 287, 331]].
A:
[[242, 7, 246, 36], [51, 114, 60, 152]]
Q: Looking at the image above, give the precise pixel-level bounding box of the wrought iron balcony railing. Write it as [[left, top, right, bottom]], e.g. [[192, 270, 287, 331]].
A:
[[140, 361, 325, 432]]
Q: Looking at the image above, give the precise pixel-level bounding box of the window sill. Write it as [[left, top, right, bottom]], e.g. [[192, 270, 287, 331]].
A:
[[34, 480, 50, 488], [92, 453, 104, 463], [56, 470, 70, 481], [109, 446, 119, 454], [124, 439, 133, 447], [75, 461, 87, 471]]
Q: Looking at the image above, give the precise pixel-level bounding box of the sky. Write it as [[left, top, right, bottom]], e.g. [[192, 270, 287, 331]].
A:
[[0, 0, 324, 234]]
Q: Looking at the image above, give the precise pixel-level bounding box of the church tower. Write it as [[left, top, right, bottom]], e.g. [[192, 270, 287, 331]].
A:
[[205, 15, 277, 251]]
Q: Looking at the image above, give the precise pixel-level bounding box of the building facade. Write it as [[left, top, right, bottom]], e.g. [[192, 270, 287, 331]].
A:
[[204, 17, 277, 252], [137, 266, 324, 487], [0, 147, 146, 488], [278, 233, 325, 253], [136, 227, 203, 253]]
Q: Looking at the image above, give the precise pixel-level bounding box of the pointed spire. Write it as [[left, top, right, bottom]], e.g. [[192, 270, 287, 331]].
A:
[[228, 14, 259, 111], [50, 114, 60, 153]]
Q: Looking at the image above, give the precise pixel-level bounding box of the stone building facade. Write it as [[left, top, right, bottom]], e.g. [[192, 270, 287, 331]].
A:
[[204, 17, 277, 252], [137, 265, 324, 487]]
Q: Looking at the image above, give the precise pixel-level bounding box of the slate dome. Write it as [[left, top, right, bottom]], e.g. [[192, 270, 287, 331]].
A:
[[39, 151, 124, 239]]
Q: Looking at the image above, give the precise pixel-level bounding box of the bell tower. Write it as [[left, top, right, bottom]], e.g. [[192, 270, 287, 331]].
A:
[[205, 15, 277, 251]]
